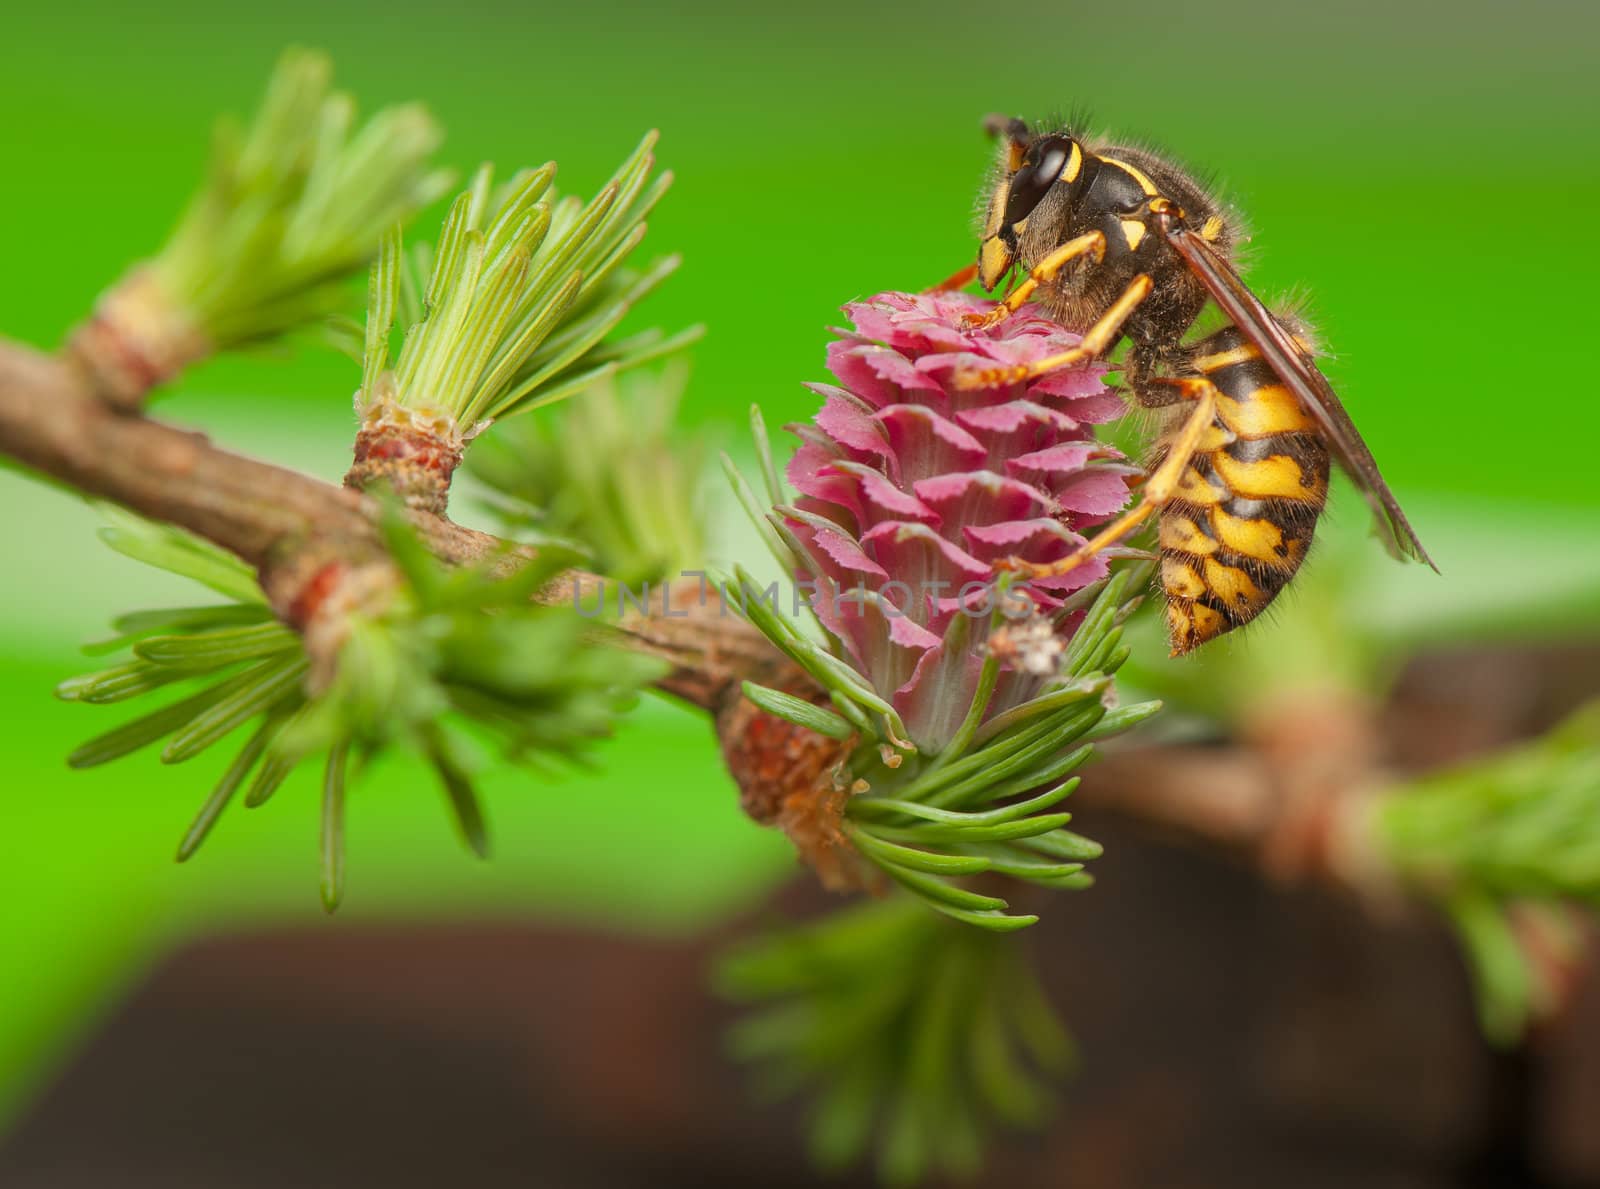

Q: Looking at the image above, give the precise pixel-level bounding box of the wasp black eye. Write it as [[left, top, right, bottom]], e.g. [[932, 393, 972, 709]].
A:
[[1003, 136, 1070, 226]]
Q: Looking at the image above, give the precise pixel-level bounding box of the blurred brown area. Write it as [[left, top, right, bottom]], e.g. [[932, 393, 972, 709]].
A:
[[1, 642, 1597, 1189]]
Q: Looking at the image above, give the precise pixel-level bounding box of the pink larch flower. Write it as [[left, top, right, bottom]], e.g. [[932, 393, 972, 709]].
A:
[[784, 290, 1135, 753]]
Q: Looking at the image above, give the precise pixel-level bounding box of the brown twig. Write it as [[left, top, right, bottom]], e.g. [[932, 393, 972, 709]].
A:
[[1080, 689, 1407, 909], [1080, 745, 1395, 902], [0, 335, 1437, 917], [0, 336, 769, 713]]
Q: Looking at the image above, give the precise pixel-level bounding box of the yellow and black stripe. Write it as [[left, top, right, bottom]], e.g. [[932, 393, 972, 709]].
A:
[[1158, 326, 1331, 654]]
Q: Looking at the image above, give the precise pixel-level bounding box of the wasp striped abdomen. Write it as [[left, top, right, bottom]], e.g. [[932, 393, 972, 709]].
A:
[[1158, 327, 1331, 655]]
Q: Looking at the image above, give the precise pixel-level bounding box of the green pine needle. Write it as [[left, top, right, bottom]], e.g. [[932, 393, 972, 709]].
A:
[[143, 46, 452, 355], [842, 572, 1154, 928], [469, 365, 707, 585], [1378, 699, 1600, 1041], [320, 742, 350, 913], [176, 711, 285, 861], [357, 132, 699, 432], [719, 899, 1075, 1183], [725, 419, 1161, 928], [60, 510, 666, 905], [741, 681, 856, 740], [723, 550, 1156, 929]]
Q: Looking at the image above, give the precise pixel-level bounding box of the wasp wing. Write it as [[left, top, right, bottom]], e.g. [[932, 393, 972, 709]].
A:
[[1161, 220, 1437, 571]]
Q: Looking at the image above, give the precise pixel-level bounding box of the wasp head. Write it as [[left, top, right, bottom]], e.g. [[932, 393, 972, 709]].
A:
[[979, 130, 1083, 291]]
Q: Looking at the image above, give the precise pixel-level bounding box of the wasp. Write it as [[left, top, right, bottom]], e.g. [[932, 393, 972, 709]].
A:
[[943, 116, 1435, 654]]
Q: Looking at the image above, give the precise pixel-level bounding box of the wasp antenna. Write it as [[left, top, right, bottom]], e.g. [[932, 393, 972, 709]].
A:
[[981, 112, 1031, 143]]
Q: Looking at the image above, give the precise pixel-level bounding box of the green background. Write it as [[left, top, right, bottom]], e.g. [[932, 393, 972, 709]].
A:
[[1, 0, 1597, 1128]]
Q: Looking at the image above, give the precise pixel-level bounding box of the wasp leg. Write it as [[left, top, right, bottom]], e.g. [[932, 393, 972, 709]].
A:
[[925, 263, 978, 293], [956, 273, 1153, 389], [959, 231, 1108, 329], [998, 376, 1217, 581]]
